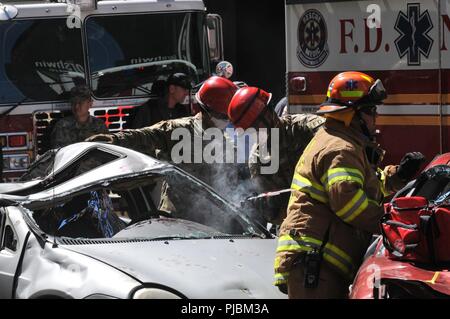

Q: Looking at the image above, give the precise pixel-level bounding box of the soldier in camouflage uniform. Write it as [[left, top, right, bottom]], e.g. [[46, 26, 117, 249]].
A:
[[51, 85, 108, 148], [228, 86, 325, 225], [87, 76, 241, 205]]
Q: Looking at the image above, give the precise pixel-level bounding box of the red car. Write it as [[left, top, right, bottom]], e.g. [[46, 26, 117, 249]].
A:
[[350, 153, 450, 299]]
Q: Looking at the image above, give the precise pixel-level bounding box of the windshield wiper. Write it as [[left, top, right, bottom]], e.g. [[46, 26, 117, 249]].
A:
[[243, 231, 267, 239], [149, 235, 213, 241], [149, 233, 266, 240]]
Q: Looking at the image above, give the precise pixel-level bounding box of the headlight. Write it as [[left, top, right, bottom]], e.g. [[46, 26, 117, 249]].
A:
[[3, 154, 30, 172], [132, 288, 182, 299]]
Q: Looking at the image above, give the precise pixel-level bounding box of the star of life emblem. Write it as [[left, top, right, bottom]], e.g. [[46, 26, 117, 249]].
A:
[[296, 9, 329, 68]]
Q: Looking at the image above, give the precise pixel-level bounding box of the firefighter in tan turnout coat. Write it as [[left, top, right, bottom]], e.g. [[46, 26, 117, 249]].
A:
[[274, 71, 425, 298]]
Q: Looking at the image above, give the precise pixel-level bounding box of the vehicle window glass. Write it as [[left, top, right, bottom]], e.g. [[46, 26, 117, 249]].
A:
[[0, 18, 84, 105], [19, 148, 120, 189], [86, 12, 208, 98], [31, 169, 264, 240]]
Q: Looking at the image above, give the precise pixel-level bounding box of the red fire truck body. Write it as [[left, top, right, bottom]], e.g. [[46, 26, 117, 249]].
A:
[[286, 0, 450, 164], [0, 0, 222, 181]]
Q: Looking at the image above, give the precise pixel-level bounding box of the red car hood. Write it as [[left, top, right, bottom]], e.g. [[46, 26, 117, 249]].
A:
[[350, 242, 450, 298]]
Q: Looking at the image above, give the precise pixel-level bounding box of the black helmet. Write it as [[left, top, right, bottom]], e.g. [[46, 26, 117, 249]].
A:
[[70, 84, 92, 107], [167, 73, 192, 90]]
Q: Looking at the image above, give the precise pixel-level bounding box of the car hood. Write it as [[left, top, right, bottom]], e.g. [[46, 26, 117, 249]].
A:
[[350, 242, 450, 298], [64, 238, 285, 299]]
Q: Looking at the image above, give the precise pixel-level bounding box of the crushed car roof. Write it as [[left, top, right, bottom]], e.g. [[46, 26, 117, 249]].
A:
[[0, 142, 171, 205]]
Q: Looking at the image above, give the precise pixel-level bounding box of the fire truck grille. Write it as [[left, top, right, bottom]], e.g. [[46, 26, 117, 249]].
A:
[[91, 105, 135, 132], [33, 111, 65, 156]]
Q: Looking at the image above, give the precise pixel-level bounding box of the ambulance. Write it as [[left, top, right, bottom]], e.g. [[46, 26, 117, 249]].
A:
[[0, 0, 223, 181], [286, 0, 450, 164]]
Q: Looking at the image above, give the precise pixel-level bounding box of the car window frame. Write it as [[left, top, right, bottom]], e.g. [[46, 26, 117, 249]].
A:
[[0, 208, 18, 252], [0, 208, 5, 249]]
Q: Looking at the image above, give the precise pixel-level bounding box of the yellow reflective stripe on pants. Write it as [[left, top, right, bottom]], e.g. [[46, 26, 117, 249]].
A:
[[321, 167, 364, 191], [336, 189, 368, 223], [273, 272, 289, 286], [277, 234, 323, 253], [323, 243, 354, 278], [377, 167, 390, 197], [323, 254, 353, 278], [291, 174, 328, 203]]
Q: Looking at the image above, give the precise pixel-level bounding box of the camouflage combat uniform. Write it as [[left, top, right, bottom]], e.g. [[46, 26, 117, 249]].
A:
[[248, 113, 325, 225], [109, 113, 239, 201], [51, 115, 108, 148]]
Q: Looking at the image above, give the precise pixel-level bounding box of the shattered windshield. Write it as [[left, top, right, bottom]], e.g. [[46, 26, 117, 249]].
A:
[[30, 167, 265, 241], [85, 12, 209, 98]]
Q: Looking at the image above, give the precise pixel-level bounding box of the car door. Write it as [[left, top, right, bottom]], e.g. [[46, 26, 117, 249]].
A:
[[0, 207, 24, 299]]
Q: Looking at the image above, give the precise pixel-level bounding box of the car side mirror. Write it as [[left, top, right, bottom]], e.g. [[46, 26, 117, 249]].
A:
[[207, 14, 224, 63]]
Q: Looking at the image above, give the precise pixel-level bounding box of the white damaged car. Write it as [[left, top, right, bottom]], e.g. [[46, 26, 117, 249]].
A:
[[0, 142, 285, 299]]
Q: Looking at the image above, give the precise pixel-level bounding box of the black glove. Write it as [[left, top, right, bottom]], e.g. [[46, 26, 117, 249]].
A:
[[397, 152, 426, 181]]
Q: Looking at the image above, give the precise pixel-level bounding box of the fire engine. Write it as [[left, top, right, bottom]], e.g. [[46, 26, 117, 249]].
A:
[[286, 0, 450, 165], [0, 0, 223, 181]]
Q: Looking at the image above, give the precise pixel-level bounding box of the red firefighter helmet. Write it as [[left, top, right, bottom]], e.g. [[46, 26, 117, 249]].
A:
[[227, 86, 272, 129], [195, 76, 238, 116], [317, 71, 387, 114]]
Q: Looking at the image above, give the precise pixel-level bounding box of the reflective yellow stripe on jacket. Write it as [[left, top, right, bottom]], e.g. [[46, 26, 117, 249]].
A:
[[273, 272, 289, 286], [336, 189, 369, 223], [377, 168, 390, 197], [321, 167, 375, 223], [276, 234, 322, 253], [273, 256, 290, 285], [321, 167, 364, 191], [291, 173, 328, 203]]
